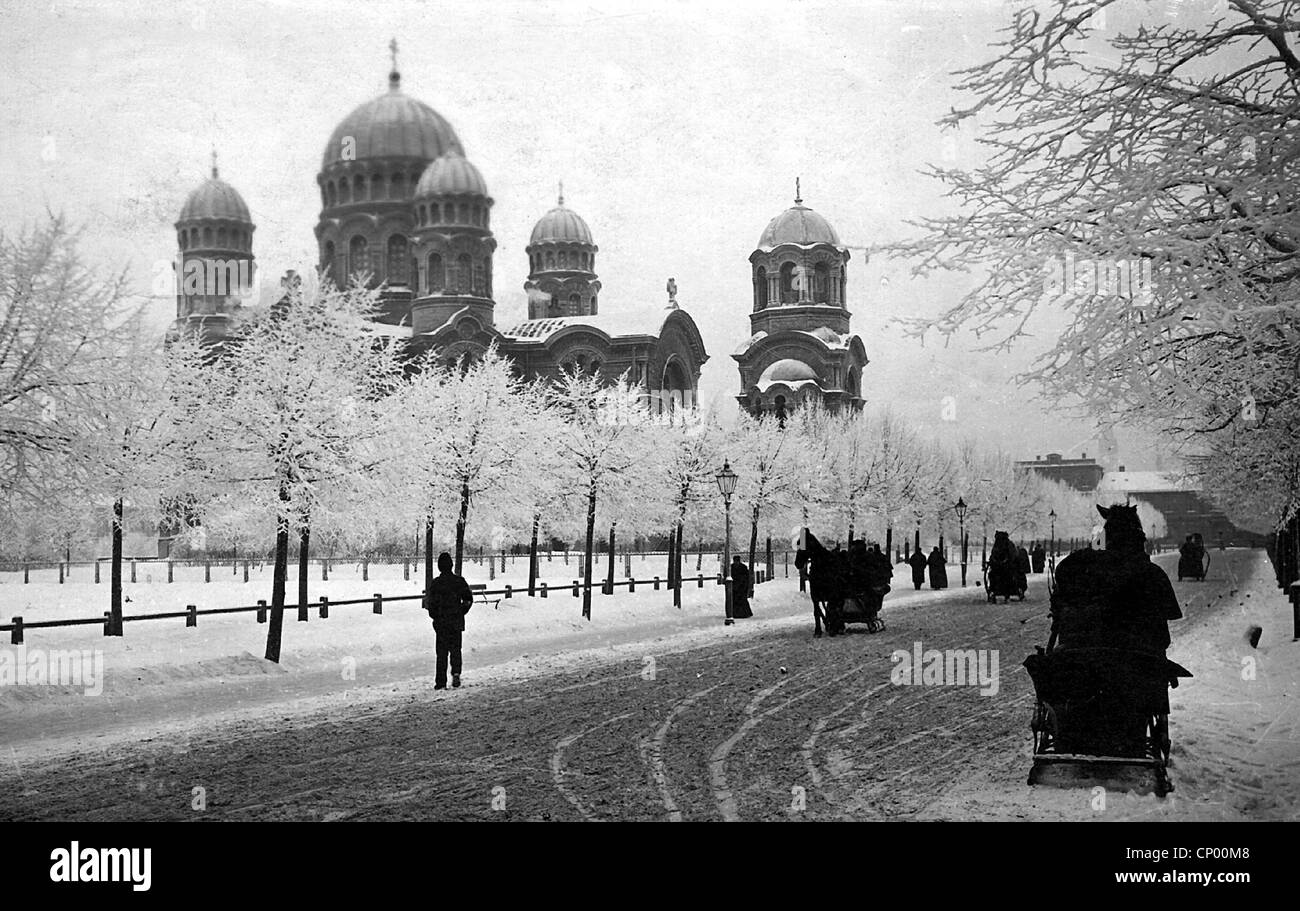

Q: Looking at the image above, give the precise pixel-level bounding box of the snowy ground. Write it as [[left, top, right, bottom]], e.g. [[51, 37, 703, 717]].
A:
[[0, 549, 1294, 821]]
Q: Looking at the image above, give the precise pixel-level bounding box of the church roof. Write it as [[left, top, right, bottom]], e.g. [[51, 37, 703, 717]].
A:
[[178, 175, 252, 224], [529, 201, 594, 246], [1096, 471, 1197, 494], [757, 204, 841, 250], [321, 74, 463, 172], [502, 309, 672, 342], [415, 151, 488, 198], [757, 358, 821, 391]]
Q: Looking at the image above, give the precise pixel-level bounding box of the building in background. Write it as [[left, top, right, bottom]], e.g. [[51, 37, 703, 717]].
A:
[[1016, 452, 1105, 492]]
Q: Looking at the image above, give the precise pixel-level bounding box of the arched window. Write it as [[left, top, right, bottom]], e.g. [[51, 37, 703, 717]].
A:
[[203, 227, 212, 246], [371, 174, 383, 199], [418, 204, 427, 225], [428, 252, 444, 292], [546, 251, 555, 270], [559, 250, 568, 269], [323, 241, 335, 285], [430, 203, 440, 223], [756, 266, 768, 308], [569, 293, 581, 315], [216, 227, 227, 248], [349, 235, 369, 281], [472, 205, 481, 225], [840, 272, 847, 306], [458, 203, 469, 223], [353, 175, 366, 200], [473, 260, 485, 295], [387, 235, 410, 285], [774, 395, 788, 427], [549, 296, 560, 316], [814, 262, 830, 303], [456, 253, 472, 292], [391, 173, 405, 199], [590, 295, 597, 315], [339, 180, 351, 204], [779, 262, 798, 301], [189, 228, 197, 248], [178, 232, 187, 250], [327, 182, 337, 207]]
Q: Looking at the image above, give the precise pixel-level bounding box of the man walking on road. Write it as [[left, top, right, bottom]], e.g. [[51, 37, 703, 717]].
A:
[[427, 552, 473, 689]]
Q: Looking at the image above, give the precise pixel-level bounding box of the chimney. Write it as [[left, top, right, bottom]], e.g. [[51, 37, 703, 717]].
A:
[[1081, 451, 1087, 459], [1119, 464, 1126, 472]]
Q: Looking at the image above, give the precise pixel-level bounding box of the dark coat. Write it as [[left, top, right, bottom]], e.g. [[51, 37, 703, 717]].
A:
[[731, 561, 753, 618], [907, 549, 927, 586], [1031, 545, 1047, 574], [427, 571, 473, 630], [1054, 548, 1182, 654], [926, 549, 948, 589]]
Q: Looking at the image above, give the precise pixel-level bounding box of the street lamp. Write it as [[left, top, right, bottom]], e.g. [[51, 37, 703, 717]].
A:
[[1048, 508, 1057, 573], [955, 497, 968, 587], [715, 459, 739, 626]]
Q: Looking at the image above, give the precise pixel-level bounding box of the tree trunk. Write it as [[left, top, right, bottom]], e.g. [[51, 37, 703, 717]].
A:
[[265, 483, 291, 663], [606, 524, 616, 594], [424, 515, 435, 609], [110, 498, 124, 636], [674, 518, 686, 608], [885, 526, 893, 560], [528, 513, 540, 596], [582, 481, 597, 620], [455, 480, 470, 575], [298, 517, 310, 614], [666, 525, 676, 591], [748, 504, 759, 597]]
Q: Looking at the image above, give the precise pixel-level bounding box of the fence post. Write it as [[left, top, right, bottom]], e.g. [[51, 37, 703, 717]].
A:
[[501, 551, 506, 573], [489, 561, 495, 581], [629, 578, 636, 593], [504, 585, 512, 599], [322, 559, 328, 581], [257, 600, 267, 623], [697, 573, 704, 588], [403, 559, 409, 581], [166, 562, 171, 584], [131, 561, 137, 584], [319, 596, 329, 619], [541, 582, 548, 599], [573, 580, 580, 598], [59, 563, 64, 584], [625, 553, 632, 578], [203, 562, 210, 583], [23, 563, 28, 584], [298, 598, 309, 622], [243, 562, 249, 583], [103, 612, 112, 636], [362, 559, 369, 582], [9, 616, 22, 645], [186, 604, 197, 628], [654, 576, 660, 590], [373, 593, 383, 615]]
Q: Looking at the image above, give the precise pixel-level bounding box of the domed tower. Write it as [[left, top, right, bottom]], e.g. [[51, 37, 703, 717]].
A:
[[733, 183, 867, 415], [524, 189, 600, 319], [315, 44, 465, 325], [173, 153, 255, 348], [408, 150, 497, 334]]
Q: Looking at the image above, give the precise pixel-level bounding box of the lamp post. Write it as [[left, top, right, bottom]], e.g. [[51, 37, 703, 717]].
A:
[[715, 459, 739, 626], [1048, 508, 1057, 574], [955, 497, 968, 587]]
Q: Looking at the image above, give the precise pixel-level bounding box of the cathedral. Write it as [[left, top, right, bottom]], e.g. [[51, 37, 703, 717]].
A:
[[172, 49, 708, 401]]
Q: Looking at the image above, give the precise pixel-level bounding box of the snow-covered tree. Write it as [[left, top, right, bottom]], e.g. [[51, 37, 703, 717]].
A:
[[173, 279, 404, 662], [547, 369, 650, 620], [731, 412, 797, 590]]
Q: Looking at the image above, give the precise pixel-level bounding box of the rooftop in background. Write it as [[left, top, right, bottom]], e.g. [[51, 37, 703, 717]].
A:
[[1096, 470, 1197, 495], [1015, 452, 1105, 493]]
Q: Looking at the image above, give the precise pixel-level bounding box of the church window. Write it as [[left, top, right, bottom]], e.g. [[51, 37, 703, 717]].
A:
[[387, 235, 410, 285], [391, 173, 405, 199], [323, 241, 336, 285], [458, 203, 469, 223], [590, 295, 597, 315], [327, 182, 337, 207], [840, 272, 847, 306], [203, 227, 212, 246], [756, 266, 768, 308], [546, 251, 555, 270], [569, 292, 581, 315], [178, 232, 187, 250], [779, 262, 798, 301], [371, 174, 383, 199], [217, 227, 227, 248], [354, 175, 366, 200], [559, 251, 568, 269], [349, 235, 369, 281], [473, 261, 486, 295], [428, 252, 444, 292], [457, 253, 472, 292], [418, 204, 427, 225], [339, 180, 351, 204], [814, 262, 830, 303]]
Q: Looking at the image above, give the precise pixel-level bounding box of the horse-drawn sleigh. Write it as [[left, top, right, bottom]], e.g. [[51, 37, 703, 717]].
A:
[[794, 530, 890, 636], [1024, 505, 1191, 796]]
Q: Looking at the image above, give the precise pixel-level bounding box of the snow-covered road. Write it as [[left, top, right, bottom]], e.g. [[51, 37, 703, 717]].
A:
[[1, 550, 1295, 821]]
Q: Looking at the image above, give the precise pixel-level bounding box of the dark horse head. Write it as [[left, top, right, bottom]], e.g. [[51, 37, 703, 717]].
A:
[[1097, 503, 1145, 552]]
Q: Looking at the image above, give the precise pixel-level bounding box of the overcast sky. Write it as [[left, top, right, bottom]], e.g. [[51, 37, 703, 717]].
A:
[[1, 0, 1188, 470]]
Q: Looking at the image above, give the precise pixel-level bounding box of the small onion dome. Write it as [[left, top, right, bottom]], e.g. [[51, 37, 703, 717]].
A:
[[757, 203, 841, 249], [415, 151, 488, 198], [530, 201, 594, 246], [759, 359, 820, 385], [178, 175, 252, 224], [321, 80, 463, 171]]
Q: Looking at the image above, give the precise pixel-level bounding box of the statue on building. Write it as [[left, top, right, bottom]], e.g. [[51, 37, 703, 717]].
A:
[[666, 277, 678, 308]]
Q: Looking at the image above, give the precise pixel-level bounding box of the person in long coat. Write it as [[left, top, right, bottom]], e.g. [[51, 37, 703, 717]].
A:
[[730, 557, 753, 619], [907, 546, 928, 590], [1031, 542, 1047, 574], [1016, 544, 1031, 594], [927, 546, 949, 589]]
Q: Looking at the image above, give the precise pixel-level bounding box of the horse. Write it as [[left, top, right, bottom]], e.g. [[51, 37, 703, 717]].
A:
[[795, 528, 850, 637]]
